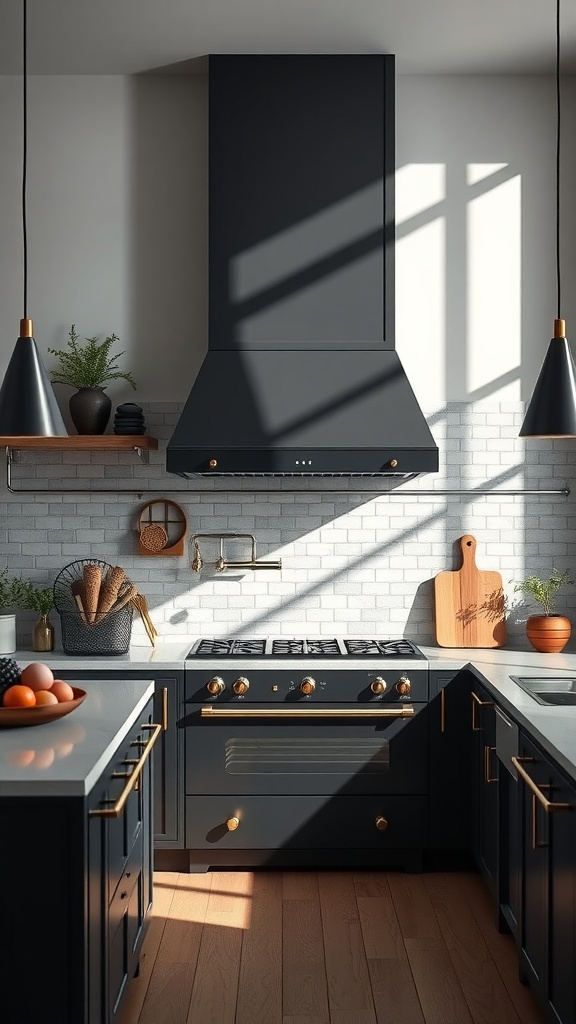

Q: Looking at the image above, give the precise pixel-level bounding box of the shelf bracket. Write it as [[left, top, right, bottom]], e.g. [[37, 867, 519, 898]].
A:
[[133, 446, 150, 465]]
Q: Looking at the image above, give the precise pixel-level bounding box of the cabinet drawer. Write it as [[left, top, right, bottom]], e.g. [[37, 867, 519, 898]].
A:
[[185, 794, 428, 850], [108, 838, 143, 1021]]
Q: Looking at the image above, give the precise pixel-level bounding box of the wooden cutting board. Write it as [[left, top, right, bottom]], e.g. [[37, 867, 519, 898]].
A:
[[434, 535, 507, 648]]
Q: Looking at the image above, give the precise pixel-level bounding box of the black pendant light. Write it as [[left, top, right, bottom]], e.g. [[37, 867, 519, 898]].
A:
[[0, 0, 67, 436], [519, 0, 576, 439]]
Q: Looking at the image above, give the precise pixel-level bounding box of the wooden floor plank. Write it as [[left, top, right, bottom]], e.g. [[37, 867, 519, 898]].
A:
[[186, 871, 251, 1024], [353, 872, 391, 898], [388, 872, 442, 939], [404, 937, 474, 1024], [425, 873, 523, 1024], [155, 872, 212, 967], [367, 958, 426, 1024], [357, 894, 406, 960], [283, 898, 330, 1022], [235, 872, 282, 1024], [318, 872, 376, 1019], [283, 871, 319, 900]]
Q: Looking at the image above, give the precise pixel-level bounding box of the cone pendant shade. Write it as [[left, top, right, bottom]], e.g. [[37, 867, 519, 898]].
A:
[[0, 319, 67, 435], [519, 320, 576, 438]]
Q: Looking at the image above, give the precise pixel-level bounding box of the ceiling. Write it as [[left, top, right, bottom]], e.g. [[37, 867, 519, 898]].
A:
[[1, 0, 576, 76]]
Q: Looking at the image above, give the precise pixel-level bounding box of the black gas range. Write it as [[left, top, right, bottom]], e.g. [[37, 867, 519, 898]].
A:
[[182, 637, 430, 871]]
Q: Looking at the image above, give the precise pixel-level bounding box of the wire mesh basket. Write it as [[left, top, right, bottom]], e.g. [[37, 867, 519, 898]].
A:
[[53, 559, 134, 656]]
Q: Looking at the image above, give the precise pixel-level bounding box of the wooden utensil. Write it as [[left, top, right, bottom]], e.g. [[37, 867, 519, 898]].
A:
[[434, 535, 507, 648]]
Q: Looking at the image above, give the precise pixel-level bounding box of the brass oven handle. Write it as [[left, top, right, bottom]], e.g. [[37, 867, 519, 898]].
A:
[[471, 690, 492, 731], [200, 705, 415, 718], [90, 723, 162, 818]]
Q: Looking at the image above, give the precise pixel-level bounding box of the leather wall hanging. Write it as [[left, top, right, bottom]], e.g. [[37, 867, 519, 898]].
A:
[[137, 498, 187, 556]]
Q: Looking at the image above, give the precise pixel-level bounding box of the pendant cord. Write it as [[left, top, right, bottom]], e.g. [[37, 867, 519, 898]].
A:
[[556, 0, 561, 320], [22, 0, 28, 321]]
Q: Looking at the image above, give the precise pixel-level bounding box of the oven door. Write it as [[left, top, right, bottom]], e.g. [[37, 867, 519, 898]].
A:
[[183, 702, 428, 796]]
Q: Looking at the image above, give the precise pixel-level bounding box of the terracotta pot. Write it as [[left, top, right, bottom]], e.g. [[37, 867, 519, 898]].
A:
[[526, 614, 571, 653], [69, 387, 112, 434]]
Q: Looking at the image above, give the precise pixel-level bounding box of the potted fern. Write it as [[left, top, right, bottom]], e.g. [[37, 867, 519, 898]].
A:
[[513, 568, 573, 652], [48, 324, 137, 434]]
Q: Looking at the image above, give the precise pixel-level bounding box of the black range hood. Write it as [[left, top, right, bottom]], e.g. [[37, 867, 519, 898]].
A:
[[167, 55, 438, 479]]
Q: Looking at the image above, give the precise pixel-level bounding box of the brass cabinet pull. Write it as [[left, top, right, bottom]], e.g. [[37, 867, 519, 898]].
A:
[[226, 816, 240, 831], [511, 755, 573, 849], [440, 687, 446, 733], [200, 705, 415, 718], [484, 745, 498, 783], [471, 690, 493, 731], [90, 722, 162, 818], [375, 815, 388, 831], [162, 686, 168, 731]]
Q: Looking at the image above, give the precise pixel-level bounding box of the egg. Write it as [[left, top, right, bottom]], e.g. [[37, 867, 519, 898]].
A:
[[20, 662, 55, 692], [50, 679, 75, 703], [34, 689, 59, 706]]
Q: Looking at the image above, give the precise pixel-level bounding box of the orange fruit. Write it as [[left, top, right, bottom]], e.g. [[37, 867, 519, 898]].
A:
[[34, 689, 58, 706], [2, 684, 36, 708]]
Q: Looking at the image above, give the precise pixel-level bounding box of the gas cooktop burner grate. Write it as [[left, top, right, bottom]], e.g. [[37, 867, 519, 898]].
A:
[[188, 637, 425, 659]]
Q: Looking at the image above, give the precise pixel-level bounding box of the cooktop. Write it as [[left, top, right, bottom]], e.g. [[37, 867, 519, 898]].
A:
[[186, 638, 425, 659]]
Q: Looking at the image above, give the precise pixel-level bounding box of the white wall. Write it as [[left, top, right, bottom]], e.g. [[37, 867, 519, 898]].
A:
[[0, 73, 575, 647]]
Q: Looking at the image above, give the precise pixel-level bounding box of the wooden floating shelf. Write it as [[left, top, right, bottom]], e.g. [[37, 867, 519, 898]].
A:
[[0, 435, 158, 451]]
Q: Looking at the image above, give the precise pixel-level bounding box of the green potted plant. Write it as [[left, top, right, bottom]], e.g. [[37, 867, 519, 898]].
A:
[[13, 579, 55, 652], [48, 324, 137, 435], [513, 568, 573, 652]]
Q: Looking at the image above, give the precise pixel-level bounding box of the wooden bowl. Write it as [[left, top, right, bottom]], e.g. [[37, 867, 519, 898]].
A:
[[0, 687, 87, 728]]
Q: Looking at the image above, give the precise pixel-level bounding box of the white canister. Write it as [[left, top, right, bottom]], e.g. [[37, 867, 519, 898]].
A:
[[0, 614, 17, 655]]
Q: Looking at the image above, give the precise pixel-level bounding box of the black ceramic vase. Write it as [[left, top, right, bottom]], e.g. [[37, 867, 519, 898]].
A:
[[69, 388, 112, 434]]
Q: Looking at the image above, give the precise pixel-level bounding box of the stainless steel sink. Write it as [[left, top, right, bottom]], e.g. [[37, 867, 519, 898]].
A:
[[510, 676, 576, 706]]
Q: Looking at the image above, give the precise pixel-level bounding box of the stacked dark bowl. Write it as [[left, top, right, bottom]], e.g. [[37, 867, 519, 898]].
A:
[[113, 403, 146, 435]]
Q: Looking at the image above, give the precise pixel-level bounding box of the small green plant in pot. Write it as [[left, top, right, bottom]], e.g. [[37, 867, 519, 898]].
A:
[[13, 579, 55, 653], [513, 568, 573, 653], [48, 324, 137, 435]]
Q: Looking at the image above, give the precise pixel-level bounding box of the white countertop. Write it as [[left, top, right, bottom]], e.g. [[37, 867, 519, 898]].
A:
[[0, 678, 154, 797]]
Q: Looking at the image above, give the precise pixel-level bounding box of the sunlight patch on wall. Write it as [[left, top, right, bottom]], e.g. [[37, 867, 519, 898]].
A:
[[396, 220, 446, 413], [467, 163, 508, 186], [395, 163, 445, 224], [467, 170, 521, 400]]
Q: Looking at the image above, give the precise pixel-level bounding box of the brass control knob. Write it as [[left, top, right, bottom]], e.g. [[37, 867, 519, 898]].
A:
[[226, 816, 240, 831], [370, 677, 387, 694], [375, 816, 388, 832], [206, 676, 225, 695], [396, 676, 411, 696], [300, 676, 316, 695], [232, 676, 250, 695]]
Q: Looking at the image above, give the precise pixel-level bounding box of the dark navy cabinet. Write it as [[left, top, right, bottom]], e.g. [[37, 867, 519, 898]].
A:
[[64, 669, 183, 849], [469, 678, 498, 896], [0, 698, 155, 1024], [428, 669, 471, 849], [515, 732, 576, 1024]]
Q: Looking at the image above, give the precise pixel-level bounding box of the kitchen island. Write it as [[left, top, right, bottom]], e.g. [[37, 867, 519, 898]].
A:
[[0, 677, 157, 1024]]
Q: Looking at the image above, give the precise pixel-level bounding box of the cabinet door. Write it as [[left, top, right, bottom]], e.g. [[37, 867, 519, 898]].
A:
[[470, 681, 498, 896], [66, 669, 182, 847], [428, 670, 472, 849], [516, 733, 576, 1023]]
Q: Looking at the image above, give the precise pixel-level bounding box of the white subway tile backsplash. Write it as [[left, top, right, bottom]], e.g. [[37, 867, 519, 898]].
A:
[[2, 400, 575, 646]]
